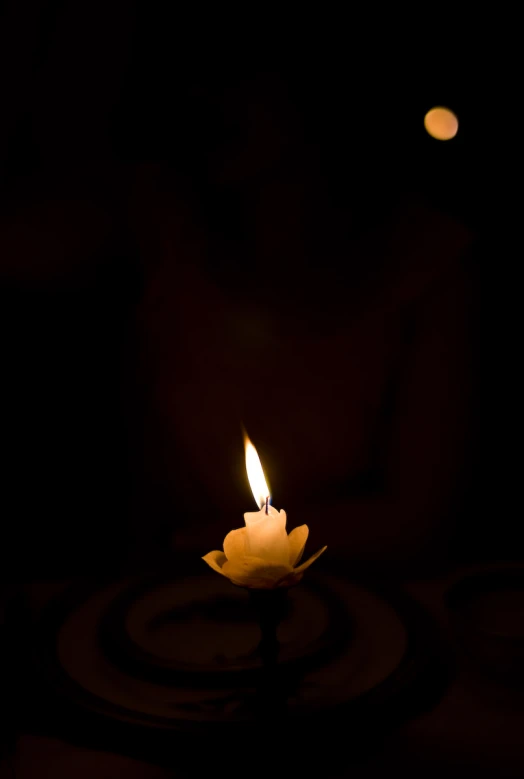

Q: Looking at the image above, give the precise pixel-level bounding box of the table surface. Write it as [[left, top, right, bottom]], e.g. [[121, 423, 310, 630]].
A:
[[2, 563, 524, 779]]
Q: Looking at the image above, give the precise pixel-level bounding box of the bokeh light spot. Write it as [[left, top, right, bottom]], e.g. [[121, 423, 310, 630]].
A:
[[424, 106, 459, 141]]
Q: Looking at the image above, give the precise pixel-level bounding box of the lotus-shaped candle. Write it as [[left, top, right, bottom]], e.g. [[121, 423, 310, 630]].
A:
[[203, 436, 326, 589]]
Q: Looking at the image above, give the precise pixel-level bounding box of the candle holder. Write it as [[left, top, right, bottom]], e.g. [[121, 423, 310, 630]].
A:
[[248, 587, 290, 717], [201, 432, 327, 719]]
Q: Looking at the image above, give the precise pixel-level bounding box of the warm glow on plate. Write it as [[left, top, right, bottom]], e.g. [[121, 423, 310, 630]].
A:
[[424, 106, 459, 140], [245, 435, 270, 508]]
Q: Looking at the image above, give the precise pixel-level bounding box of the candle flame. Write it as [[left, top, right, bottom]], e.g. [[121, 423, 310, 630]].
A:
[[244, 434, 270, 509]]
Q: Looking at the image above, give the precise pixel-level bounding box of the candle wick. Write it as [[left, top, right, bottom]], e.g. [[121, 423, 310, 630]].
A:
[[265, 496, 270, 515]]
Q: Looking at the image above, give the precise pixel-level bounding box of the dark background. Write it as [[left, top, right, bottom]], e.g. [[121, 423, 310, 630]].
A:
[[0, 5, 511, 579]]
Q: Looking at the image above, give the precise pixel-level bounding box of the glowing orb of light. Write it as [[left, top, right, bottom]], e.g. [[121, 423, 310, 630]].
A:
[[424, 106, 459, 140]]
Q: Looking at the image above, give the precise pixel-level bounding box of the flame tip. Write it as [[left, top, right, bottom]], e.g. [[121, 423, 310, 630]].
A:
[[244, 434, 270, 509]]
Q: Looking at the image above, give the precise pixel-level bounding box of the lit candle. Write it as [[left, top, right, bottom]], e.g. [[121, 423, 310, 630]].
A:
[[203, 434, 326, 589], [243, 438, 290, 565]]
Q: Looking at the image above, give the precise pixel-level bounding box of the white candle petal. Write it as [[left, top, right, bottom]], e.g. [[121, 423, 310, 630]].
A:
[[293, 545, 327, 574], [202, 551, 228, 575], [223, 556, 293, 588], [223, 527, 247, 565], [288, 525, 309, 566]]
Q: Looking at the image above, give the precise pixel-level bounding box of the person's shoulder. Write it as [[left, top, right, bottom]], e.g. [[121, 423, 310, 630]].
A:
[[382, 193, 475, 306], [394, 194, 473, 253]]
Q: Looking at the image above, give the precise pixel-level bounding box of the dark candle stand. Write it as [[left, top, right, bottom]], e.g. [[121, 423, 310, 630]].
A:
[[248, 587, 290, 718]]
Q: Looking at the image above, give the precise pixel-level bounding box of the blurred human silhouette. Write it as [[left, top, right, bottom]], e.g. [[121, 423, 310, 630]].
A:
[[128, 72, 477, 573], [0, 7, 478, 577]]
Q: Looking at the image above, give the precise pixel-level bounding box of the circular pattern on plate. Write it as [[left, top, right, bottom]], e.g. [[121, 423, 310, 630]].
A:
[[99, 573, 350, 686], [33, 570, 442, 733]]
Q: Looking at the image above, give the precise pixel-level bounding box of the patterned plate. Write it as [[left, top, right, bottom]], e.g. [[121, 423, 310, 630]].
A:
[[29, 569, 445, 738]]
